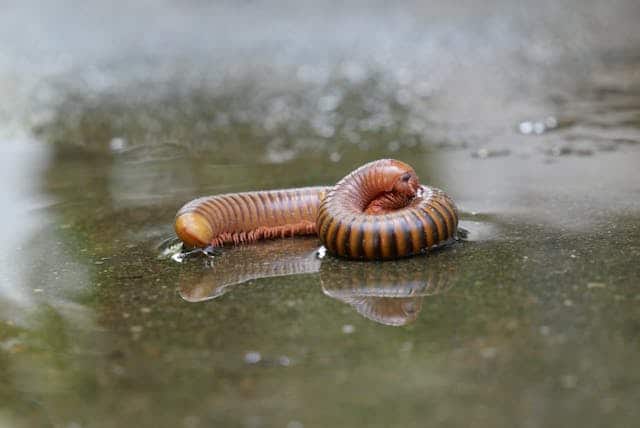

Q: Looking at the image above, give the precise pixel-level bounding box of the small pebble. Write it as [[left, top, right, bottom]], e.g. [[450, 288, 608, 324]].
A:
[[400, 341, 414, 352], [278, 356, 291, 367], [587, 282, 606, 289], [342, 324, 355, 334], [111, 365, 125, 376], [518, 121, 534, 134], [329, 152, 341, 162], [109, 137, 127, 152], [480, 347, 498, 359], [244, 351, 262, 364], [183, 416, 200, 428], [506, 319, 519, 331], [561, 374, 578, 389]]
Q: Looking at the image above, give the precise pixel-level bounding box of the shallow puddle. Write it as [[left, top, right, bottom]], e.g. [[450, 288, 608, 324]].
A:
[[1, 1, 640, 427]]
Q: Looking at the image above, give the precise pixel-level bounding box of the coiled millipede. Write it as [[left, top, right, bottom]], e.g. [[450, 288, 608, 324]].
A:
[[174, 159, 458, 261]]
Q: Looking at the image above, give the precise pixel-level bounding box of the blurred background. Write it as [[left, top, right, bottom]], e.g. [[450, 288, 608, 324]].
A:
[[1, 1, 639, 427]]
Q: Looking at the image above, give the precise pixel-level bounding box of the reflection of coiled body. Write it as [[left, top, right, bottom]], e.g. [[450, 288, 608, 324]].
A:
[[320, 261, 454, 298], [177, 240, 456, 326], [175, 159, 458, 260], [320, 260, 455, 326]]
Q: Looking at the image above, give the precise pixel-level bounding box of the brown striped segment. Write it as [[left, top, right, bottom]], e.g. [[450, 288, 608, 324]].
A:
[[243, 192, 259, 226], [334, 216, 353, 257], [226, 194, 246, 227], [324, 218, 341, 254], [256, 192, 273, 225], [379, 216, 396, 260], [424, 206, 446, 245], [432, 199, 455, 238], [227, 194, 246, 226], [429, 202, 450, 241], [348, 221, 364, 259], [393, 214, 412, 258], [207, 198, 231, 229], [404, 211, 425, 255], [362, 219, 378, 260], [415, 208, 437, 248], [437, 199, 458, 232]]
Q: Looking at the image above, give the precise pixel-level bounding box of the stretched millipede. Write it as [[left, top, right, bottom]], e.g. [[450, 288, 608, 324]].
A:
[[174, 159, 458, 261]]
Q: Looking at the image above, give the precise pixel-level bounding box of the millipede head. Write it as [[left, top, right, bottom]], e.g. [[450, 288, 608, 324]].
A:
[[383, 159, 420, 198]]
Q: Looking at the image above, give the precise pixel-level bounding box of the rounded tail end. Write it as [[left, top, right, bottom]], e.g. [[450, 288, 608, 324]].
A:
[[175, 212, 213, 248]]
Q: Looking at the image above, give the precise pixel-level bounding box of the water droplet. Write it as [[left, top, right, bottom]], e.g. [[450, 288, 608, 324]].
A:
[[342, 324, 355, 334], [244, 351, 261, 364], [480, 347, 498, 359], [278, 356, 292, 367], [587, 282, 606, 289], [387, 141, 400, 152], [518, 121, 534, 134], [109, 137, 126, 152], [316, 246, 327, 259], [171, 252, 186, 263], [561, 374, 578, 389], [317, 93, 342, 112], [545, 116, 558, 128]]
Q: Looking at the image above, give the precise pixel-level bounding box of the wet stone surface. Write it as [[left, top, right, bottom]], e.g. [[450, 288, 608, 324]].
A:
[[1, 1, 640, 427]]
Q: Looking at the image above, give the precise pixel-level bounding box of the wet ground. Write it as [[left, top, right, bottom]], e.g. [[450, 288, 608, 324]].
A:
[[1, 1, 640, 427]]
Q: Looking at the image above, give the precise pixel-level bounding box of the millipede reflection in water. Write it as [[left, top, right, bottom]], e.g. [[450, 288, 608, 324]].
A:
[[177, 239, 454, 326], [178, 238, 321, 302]]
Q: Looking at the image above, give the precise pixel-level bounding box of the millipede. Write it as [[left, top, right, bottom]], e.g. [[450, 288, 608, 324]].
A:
[[174, 159, 458, 261]]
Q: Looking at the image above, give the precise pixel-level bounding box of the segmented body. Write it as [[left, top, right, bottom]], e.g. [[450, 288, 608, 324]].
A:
[[317, 186, 458, 260], [175, 187, 328, 248], [175, 159, 458, 260], [316, 159, 458, 260]]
